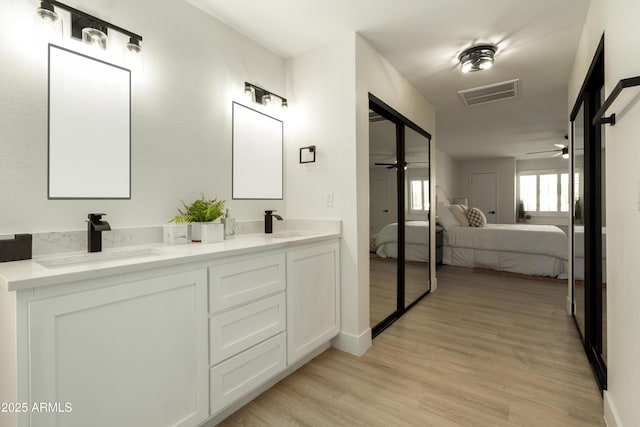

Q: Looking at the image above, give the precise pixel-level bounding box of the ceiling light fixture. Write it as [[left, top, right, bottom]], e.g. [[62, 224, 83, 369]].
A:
[[459, 44, 497, 74], [244, 82, 288, 109], [36, 1, 143, 54]]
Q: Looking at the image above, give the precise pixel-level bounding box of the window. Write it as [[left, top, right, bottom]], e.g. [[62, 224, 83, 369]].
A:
[[517, 170, 580, 214], [409, 179, 429, 212]]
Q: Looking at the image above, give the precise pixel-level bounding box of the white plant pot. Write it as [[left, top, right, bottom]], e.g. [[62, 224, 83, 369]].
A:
[[191, 222, 202, 242], [200, 222, 224, 244], [163, 224, 189, 245]]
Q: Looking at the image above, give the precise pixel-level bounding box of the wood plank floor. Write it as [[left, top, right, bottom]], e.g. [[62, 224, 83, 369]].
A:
[[220, 266, 603, 426], [369, 255, 430, 326]]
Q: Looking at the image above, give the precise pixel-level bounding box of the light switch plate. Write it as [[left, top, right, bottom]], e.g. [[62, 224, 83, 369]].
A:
[[324, 191, 333, 207]]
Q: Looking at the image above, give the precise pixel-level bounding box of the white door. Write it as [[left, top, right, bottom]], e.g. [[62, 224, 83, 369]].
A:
[[469, 172, 498, 223]]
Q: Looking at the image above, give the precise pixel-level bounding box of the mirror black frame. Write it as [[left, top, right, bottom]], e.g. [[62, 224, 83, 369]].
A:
[[48, 44, 131, 200]]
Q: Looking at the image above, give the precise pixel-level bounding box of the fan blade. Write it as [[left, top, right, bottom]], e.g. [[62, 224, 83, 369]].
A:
[[552, 152, 562, 157], [554, 143, 566, 148], [526, 149, 558, 155], [374, 163, 396, 166]]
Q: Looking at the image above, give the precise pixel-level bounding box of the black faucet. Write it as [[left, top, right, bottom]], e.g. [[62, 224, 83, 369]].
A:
[[87, 213, 111, 253], [264, 210, 283, 234]]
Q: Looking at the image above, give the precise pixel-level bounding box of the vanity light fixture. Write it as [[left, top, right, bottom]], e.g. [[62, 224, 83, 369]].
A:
[[36, 1, 143, 54], [458, 44, 497, 73], [244, 82, 288, 109]]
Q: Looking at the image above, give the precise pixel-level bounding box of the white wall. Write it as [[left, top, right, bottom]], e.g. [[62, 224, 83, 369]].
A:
[[457, 158, 516, 223], [285, 34, 363, 351], [0, 0, 286, 235], [286, 33, 436, 355], [569, 0, 640, 425], [436, 149, 459, 201]]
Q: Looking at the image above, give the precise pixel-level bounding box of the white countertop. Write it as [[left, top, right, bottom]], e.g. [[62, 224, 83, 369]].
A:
[[0, 231, 340, 292]]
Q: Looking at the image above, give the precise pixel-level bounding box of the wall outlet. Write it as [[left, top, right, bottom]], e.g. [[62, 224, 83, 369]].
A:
[[324, 191, 334, 207]]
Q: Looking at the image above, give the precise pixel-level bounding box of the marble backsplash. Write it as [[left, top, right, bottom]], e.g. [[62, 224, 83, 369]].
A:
[[1, 219, 341, 257]]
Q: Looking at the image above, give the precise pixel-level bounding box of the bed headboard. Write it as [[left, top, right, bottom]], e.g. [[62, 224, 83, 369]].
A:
[[435, 185, 450, 206]]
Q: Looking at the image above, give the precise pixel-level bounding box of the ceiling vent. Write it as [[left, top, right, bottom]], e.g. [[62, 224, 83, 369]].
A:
[[458, 78, 519, 107]]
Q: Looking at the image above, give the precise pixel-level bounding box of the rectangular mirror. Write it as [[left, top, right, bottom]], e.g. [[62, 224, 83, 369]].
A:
[[48, 44, 131, 199], [232, 102, 283, 200]]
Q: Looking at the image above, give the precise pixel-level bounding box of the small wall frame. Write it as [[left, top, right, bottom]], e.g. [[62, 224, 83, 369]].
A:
[[299, 145, 316, 164]]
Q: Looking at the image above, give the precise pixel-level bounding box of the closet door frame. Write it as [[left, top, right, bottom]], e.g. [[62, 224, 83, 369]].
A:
[[569, 34, 606, 392], [369, 94, 432, 337]]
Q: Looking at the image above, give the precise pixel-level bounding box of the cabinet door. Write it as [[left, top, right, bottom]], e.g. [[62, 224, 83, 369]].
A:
[[286, 242, 340, 365], [28, 269, 209, 427]]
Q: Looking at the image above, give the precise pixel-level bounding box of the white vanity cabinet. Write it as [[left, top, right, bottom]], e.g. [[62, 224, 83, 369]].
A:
[[23, 269, 209, 427], [286, 241, 340, 365], [2, 233, 341, 427]]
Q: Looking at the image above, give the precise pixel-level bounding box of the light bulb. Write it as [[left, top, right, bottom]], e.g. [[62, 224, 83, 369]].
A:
[[35, 2, 62, 42], [125, 38, 142, 54], [461, 61, 472, 73], [479, 58, 493, 70], [82, 26, 108, 50]]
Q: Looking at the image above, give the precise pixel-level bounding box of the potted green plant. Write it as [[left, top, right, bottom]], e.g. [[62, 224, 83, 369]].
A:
[[574, 197, 583, 225], [517, 200, 526, 223], [170, 194, 226, 243]]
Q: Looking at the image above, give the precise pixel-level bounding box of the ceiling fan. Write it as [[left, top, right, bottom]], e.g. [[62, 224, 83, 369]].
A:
[[374, 161, 428, 169], [526, 143, 569, 159]]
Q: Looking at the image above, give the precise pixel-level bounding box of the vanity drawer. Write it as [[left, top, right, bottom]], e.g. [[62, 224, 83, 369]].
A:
[[209, 253, 285, 314], [209, 293, 286, 365], [210, 332, 286, 415]]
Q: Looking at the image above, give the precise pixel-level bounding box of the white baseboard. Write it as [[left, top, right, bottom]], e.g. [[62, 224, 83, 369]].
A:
[[331, 328, 371, 356], [604, 390, 622, 427], [566, 295, 573, 315]]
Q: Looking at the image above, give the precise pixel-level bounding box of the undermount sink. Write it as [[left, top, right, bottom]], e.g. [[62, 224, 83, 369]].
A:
[[36, 247, 163, 269]]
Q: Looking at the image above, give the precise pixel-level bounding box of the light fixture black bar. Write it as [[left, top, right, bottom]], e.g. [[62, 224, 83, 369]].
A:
[[46, 0, 143, 41], [245, 82, 287, 104], [592, 76, 640, 126]]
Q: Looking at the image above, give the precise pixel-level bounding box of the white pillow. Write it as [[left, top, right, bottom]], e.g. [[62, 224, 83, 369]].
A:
[[437, 204, 460, 231], [449, 204, 469, 227]]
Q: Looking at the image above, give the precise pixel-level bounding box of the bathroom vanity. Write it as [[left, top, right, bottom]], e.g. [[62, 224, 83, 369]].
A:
[[0, 230, 340, 427]]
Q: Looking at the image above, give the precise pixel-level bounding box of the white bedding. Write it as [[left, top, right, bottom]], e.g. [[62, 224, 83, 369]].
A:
[[443, 224, 568, 277], [374, 221, 429, 262], [444, 224, 568, 260]]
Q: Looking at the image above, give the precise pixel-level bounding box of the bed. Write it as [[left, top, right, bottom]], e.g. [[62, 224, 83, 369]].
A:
[[374, 221, 430, 262], [443, 223, 568, 277]]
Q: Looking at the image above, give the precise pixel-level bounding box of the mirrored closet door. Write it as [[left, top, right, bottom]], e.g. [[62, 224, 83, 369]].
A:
[[404, 127, 431, 309], [570, 36, 606, 391], [369, 94, 432, 337]]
